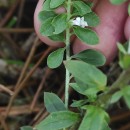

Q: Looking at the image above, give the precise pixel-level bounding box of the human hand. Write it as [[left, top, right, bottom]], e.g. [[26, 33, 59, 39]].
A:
[[34, 0, 130, 63]]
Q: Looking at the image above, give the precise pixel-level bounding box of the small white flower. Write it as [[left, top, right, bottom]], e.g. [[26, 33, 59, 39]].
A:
[[72, 17, 88, 28]]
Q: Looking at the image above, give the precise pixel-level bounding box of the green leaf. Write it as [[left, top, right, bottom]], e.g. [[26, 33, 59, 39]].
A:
[[47, 48, 65, 68], [48, 33, 65, 42], [40, 17, 54, 36], [43, 0, 52, 11], [110, 91, 122, 104], [71, 100, 87, 107], [79, 106, 110, 130], [73, 1, 91, 16], [121, 86, 130, 108], [50, 0, 65, 8], [70, 83, 99, 101], [83, 87, 99, 100], [87, 2, 94, 8], [70, 83, 86, 95], [75, 78, 89, 90], [75, 78, 101, 101], [64, 60, 107, 89], [36, 111, 80, 130], [73, 26, 99, 45], [110, 0, 127, 5], [71, 49, 106, 66], [84, 12, 100, 27], [74, 78, 94, 91], [128, 3, 130, 16], [122, 55, 130, 69], [44, 92, 66, 113], [100, 121, 111, 130], [38, 11, 56, 22], [117, 43, 127, 54], [52, 14, 67, 34], [118, 42, 130, 69], [119, 53, 130, 69], [20, 126, 33, 130]]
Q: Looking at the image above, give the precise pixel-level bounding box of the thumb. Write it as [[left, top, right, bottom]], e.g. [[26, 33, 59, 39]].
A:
[[34, 0, 64, 46]]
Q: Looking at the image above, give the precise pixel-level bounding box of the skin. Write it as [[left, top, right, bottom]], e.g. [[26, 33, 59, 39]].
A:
[[73, 0, 128, 63], [34, 0, 130, 63], [34, 0, 65, 47], [124, 16, 130, 40]]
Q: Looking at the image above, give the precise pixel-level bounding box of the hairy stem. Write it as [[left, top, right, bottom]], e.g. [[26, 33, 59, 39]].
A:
[[65, 0, 71, 109]]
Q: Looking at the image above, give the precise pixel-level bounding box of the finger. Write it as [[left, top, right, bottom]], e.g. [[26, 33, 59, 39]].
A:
[[124, 16, 130, 40], [73, 0, 128, 63], [34, 0, 98, 47], [34, 0, 65, 47]]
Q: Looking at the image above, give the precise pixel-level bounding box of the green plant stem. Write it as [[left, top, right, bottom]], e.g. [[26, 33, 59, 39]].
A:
[[98, 68, 130, 107], [65, 0, 71, 109], [109, 69, 130, 93]]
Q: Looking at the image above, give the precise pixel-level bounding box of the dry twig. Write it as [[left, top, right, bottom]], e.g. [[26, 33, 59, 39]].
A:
[[5, 47, 54, 117]]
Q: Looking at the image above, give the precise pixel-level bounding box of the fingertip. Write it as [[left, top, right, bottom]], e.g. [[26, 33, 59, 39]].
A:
[[124, 16, 130, 40], [34, 0, 63, 47]]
